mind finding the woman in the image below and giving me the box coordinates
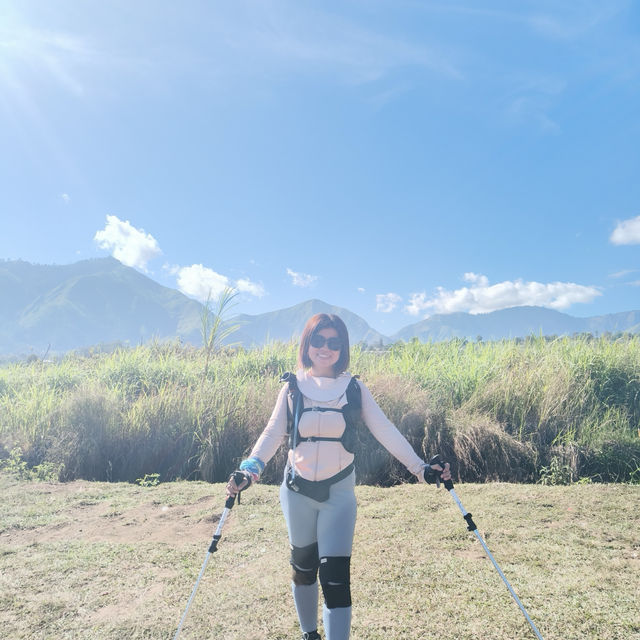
[226,313,450,640]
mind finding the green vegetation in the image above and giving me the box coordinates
[1,335,639,484]
[1,475,638,639]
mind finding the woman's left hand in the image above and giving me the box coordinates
[421,461,451,484]
[432,462,451,481]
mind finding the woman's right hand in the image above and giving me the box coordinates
[225,470,251,498]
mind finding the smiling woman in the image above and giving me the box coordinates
[225,312,451,640]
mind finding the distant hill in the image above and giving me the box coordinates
[0,259,384,355]
[232,299,387,347]
[1,258,638,357]
[0,258,203,354]
[392,306,640,342]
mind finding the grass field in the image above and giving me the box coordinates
[1,473,638,639]
[2,336,640,486]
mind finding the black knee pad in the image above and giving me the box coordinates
[290,542,319,586]
[319,556,351,609]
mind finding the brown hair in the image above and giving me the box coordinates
[298,313,350,375]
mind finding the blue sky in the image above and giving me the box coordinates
[1,0,639,334]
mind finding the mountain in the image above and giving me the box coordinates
[391,306,640,342]
[0,258,204,354]
[1,258,638,356]
[584,310,640,335]
[0,260,385,355]
[231,299,388,347]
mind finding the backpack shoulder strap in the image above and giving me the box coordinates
[338,375,362,455]
[345,374,361,411]
[280,372,302,439]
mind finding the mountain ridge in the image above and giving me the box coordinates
[1,258,638,356]
[391,305,640,342]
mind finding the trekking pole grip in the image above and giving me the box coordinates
[228,470,250,505]
[428,455,454,490]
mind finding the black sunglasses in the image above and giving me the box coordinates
[309,334,343,351]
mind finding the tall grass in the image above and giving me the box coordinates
[1,335,639,484]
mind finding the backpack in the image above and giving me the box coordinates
[280,372,362,454]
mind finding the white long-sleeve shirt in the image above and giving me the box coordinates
[249,370,427,482]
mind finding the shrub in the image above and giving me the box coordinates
[451,411,537,482]
[47,385,123,481]
[581,438,640,483]
[1,336,638,484]
[538,457,574,485]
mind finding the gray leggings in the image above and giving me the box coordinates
[280,469,357,555]
[279,470,357,640]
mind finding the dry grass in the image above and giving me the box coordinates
[2,336,639,484]
[1,473,638,639]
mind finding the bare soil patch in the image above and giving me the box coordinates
[0,479,219,547]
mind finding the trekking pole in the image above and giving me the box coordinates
[427,455,545,640]
[172,472,244,640]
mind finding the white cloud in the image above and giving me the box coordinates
[287,268,318,288]
[610,216,640,245]
[61,193,70,204]
[376,292,402,313]
[236,278,266,298]
[505,76,565,134]
[94,215,161,271]
[177,264,230,302]
[0,5,461,109]
[93,218,265,302]
[609,269,636,279]
[1,25,90,98]
[162,263,181,276]
[405,292,434,316]
[527,5,622,41]
[209,4,462,85]
[463,272,489,286]
[406,274,601,316]
[357,287,366,294]
[176,265,266,302]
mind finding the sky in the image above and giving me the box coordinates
[1,0,639,335]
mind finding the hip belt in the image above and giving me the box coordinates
[285,463,355,503]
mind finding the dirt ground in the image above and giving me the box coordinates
[3,476,640,640]
[0,478,223,547]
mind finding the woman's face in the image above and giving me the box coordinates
[308,327,342,377]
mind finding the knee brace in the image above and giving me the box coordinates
[290,542,319,586]
[319,556,351,609]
